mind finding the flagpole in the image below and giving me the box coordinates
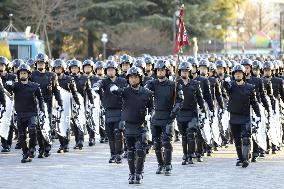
[173,4,184,104]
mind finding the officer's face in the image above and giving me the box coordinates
[0,64,6,73]
[107,68,116,78]
[252,68,260,76]
[96,68,104,76]
[71,66,79,74]
[264,69,272,77]
[157,68,166,79]
[199,66,208,76]
[146,64,152,72]
[129,75,140,88]
[121,63,130,72]
[19,71,28,81]
[234,71,243,81]
[13,67,19,74]
[55,67,63,75]
[217,67,224,75]
[37,62,45,71]
[192,66,197,74]
[209,70,215,77]
[181,70,189,79]
[244,65,251,75]
[83,65,93,74]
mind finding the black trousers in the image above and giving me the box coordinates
[17,116,37,155]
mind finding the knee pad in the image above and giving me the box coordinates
[163,141,172,150]
[187,132,195,140]
[243,137,251,146]
[28,127,37,136]
[165,123,174,137]
[153,141,162,151]
[234,137,242,146]
[136,148,145,158]
[114,129,123,140]
[19,134,26,142]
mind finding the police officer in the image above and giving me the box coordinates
[69,59,94,150]
[9,64,45,163]
[94,61,108,143]
[110,66,153,184]
[241,58,270,162]
[93,60,128,163]
[191,58,214,157]
[176,61,205,165]
[199,59,224,155]
[0,56,17,152]
[145,59,184,176]
[53,59,80,153]
[82,59,98,146]
[224,65,261,168]
[133,59,153,86]
[144,56,156,79]
[31,53,63,158]
[262,61,283,154]
[119,54,132,78]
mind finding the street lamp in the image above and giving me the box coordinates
[239,27,245,54]
[101,33,108,60]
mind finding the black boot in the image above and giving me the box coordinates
[188,156,194,164]
[135,174,143,184]
[242,137,251,168]
[63,146,69,153]
[181,137,188,165]
[196,154,204,162]
[156,165,164,174]
[21,154,32,163]
[1,147,10,153]
[15,142,21,149]
[164,165,172,176]
[182,154,188,165]
[57,147,64,153]
[109,155,116,163]
[115,154,122,164]
[128,174,135,184]
[28,148,36,158]
[38,150,44,158]
[88,138,95,147]
[235,144,243,166]
[99,137,105,143]
[44,145,51,157]
[123,151,128,158]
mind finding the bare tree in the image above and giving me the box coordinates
[9,0,89,57]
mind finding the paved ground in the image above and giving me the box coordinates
[1,138,284,189]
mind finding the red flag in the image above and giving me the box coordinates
[174,5,189,53]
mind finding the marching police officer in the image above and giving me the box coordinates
[224,65,261,168]
[82,59,98,146]
[145,59,184,176]
[69,59,95,150]
[93,60,128,163]
[0,56,17,152]
[176,61,205,165]
[119,54,132,78]
[53,59,80,153]
[241,58,270,161]
[31,53,63,158]
[9,64,45,163]
[110,66,153,184]
[94,61,108,143]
